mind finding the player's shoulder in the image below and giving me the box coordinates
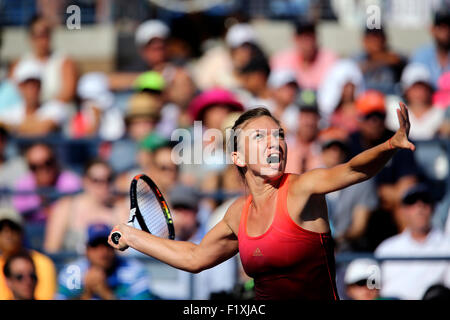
[223,195,247,233]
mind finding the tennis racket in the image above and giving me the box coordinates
[111,174,175,245]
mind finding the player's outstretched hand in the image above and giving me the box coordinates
[390,102,415,151]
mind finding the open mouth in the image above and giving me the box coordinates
[266,152,281,164]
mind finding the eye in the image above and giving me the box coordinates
[274,129,285,139]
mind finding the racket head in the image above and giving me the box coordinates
[130,174,175,240]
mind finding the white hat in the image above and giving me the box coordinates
[0,207,23,227]
[13,59,43,84]
[77,72,114,110]
[135,20,170,47]
[401,63,432,90]
[268,69,298,89]
[344,258,379,285]
[225,23,257,48]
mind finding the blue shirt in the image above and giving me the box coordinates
[412,43,450,88]
[56,256,155,300]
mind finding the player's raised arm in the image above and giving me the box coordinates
[108,198,242,273]
[293,102,415,195]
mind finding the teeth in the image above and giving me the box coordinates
[267,154,280,164]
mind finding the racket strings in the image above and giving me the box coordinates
[136,180,170,238]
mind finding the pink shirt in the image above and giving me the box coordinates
[13,171,82,223]
[271,48,338,90]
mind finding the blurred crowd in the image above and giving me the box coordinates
[0,4,450,301]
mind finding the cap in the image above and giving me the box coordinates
[0,207,23,228]
[298,89,319,113]
[139,132,171,152]
[401,183,434,205]
[87,223,111,245]
[434,10,450,26]
[355,90,385,116]
[401,63,432,91]
[318,127,349,150]
[77,72,114,110]
[135,20,170,47]
[225,23,258,48]
[364,26,386,37]
[344,258,379,285]
[169,184,199,211]
[188,88,244,121]
[13,60,42,84]
[134,71,166,93]
[125,93,161,122]
[268,69,298,89]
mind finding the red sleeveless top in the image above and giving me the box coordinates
[238,173,339,300]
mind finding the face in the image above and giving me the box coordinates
[233,116,287,180]
[203,104,232,130]
[140,38,167,67]
[432,23,450,49]
[272,84,298,107]
[86,241,115,270]
[148,147,178,193]
[231,45,254,69]
[297,111,320,142]
[26,145,58,187]
[360,113,386,142]
[128,117,157,141]
[30,19,51,57]
[0,222,22,255]
[403,199,433,233]
[346,283,379,300]
[240,72,267,94]
[84,163,113,202]
[172,207,197,241]
[363,34,386,55]
[18,80,41,106]
[6,258,37,300]
[295,32,317,60]
[321,144,347,168]
[405,83,432,105]
[167,69,196,108]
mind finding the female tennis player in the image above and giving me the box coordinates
[109,102,414,300]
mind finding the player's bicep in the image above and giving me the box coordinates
[194,219,239,271]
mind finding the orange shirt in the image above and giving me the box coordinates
[0,250,57,300]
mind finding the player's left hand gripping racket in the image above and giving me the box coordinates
[111,174,175,245]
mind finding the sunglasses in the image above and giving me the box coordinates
[88,175,113,185]
[29,158,55,172]
[88,238,110,248]
[154,163,177,173]
[11,272,37,282]
[403,194,434,206]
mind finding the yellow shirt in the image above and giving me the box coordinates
[0,250,57,300]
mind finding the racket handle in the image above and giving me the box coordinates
[111,231,122,245]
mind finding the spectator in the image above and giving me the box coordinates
[412,11,450,88]
[236,55,274,110]
[344,258,380,300]
[319,127,378,252]
[1,59,68,137]
[0,126,27,198]
[433,71,450,109]
[375,184,450,300]
[151,184,237,299]
[44,159,126,254]
[0,208,56,300]
[12,142,82,224]
[271,20,337,90]
[285,95,323,174]
[385,63,445,140]
[56,223,155,300]
[348,91,419,243]
[267,69,301,137]
[9,15,77,105]
[353,27,406,95]
[69,72,125,141]
[3,252,37,300]
[193,23,261,90]
[107,92,161,173]
[317,59,365,132]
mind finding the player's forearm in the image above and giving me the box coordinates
[126,227,200,272]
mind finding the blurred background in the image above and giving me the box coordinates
[0,0,449,301]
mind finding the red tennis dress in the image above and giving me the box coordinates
[238,173,339,300]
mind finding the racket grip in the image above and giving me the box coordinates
[111,231,122,245]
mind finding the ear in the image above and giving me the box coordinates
[231,151,245,168]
